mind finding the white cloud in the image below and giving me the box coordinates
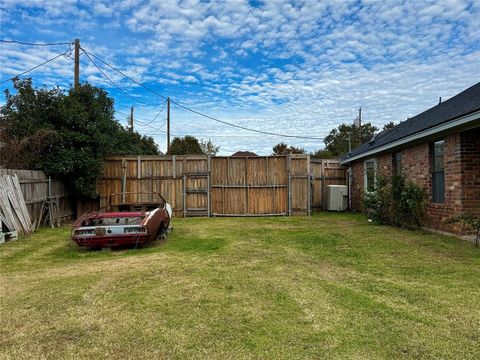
[1,0,479,154]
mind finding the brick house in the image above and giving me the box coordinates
[340,82,480,235]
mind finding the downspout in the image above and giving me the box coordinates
[348,166,352,210]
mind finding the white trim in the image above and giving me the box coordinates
[341,110,480,164]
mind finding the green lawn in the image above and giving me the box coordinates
[1,213,479,359]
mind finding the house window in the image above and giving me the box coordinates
[392,152,402,175]
[431,140,445,203]
[364,159,376,192]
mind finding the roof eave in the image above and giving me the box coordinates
[340,109,480,165]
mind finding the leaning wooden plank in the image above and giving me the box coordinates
[13,175,34,233]
[0,213,10,232]
[0,200,14,232]
[4,176,29,234]
[12,174,32,228]
[36,200,46,230]
[0,181,15,231]
[4,176,30,234]
[6,176,28,225]
[0,194,21,231]
[0,180,20,233]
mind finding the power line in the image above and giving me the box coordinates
[0,48,72,85]
[170,99,324,140]
[137,121,170,134]
[115,109,166,131]
[137,99,168,126]
[0,39,72,46]
[81,48,324,141]
[138,132,322,139]
[81,49,153,106]
[81,48,168,100]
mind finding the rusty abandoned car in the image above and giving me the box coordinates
[72,192,172,249]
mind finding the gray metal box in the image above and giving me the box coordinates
[326,185,348,211]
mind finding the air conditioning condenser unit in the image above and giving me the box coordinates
[326,185,348,211]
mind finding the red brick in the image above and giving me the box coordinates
[349,128,480,235]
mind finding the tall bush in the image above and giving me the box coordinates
[363,173,428,229]
[1,79,159,197]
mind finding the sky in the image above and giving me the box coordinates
[0,0,479,155]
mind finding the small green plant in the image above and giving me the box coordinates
[363,173,428,229]
[447,213,480,247]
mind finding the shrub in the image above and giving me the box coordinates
[363,173,428,229]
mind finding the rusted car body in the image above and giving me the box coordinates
[72,192,172,249]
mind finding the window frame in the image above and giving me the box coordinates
[431,139,445,203]
[392,151,402,175]
[364,158,377,193]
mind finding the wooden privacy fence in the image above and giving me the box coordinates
[0,169,74,221]
[310,159,348,209]
[97,155,347,218]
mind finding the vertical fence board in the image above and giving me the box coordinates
[96,155,346,217]
[0,169,74,221]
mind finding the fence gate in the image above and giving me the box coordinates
[210,156,289,216]
[182,172,210,217]
[310,159,347,210]
[97,155,347,218]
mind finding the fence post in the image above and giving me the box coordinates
[244,157,248,214]
[183,175,187,218]
[307,175,311,216]
[121,158,127,203]
[287,154,292,216]
[207,155,211,217]
[321,160,326,210]
[307,155,311,216]
[172,155,176,179]
[137,155,141,179]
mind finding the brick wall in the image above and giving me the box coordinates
[350,161,363,210]
[349,127,480,235]
[461,128,480,218]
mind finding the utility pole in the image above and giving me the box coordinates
[74,39,80,89]
[167,97,171,154]
[130,106,134,132]
[358,107,362,144]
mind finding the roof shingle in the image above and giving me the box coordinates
[342,81,480,161]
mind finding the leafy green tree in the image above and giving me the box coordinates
[383,121,396,130]
[169,135,204,155]
[323,123,378,156]
[113,130,159,155]
[200,139,219,155]
[272,142,305,155]
[311,149,335,159]
[0,79,159,197]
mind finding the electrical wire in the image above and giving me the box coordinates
[1,40,375,141]
[81,49,153,106]
[0,48,72,85]
[81,48,325,141]
[115,109,166,132]
[137,122,170,134]
[169,99,324,140]
[0,39,72,46]
[81,48,168,100]
[137,99,167,126]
